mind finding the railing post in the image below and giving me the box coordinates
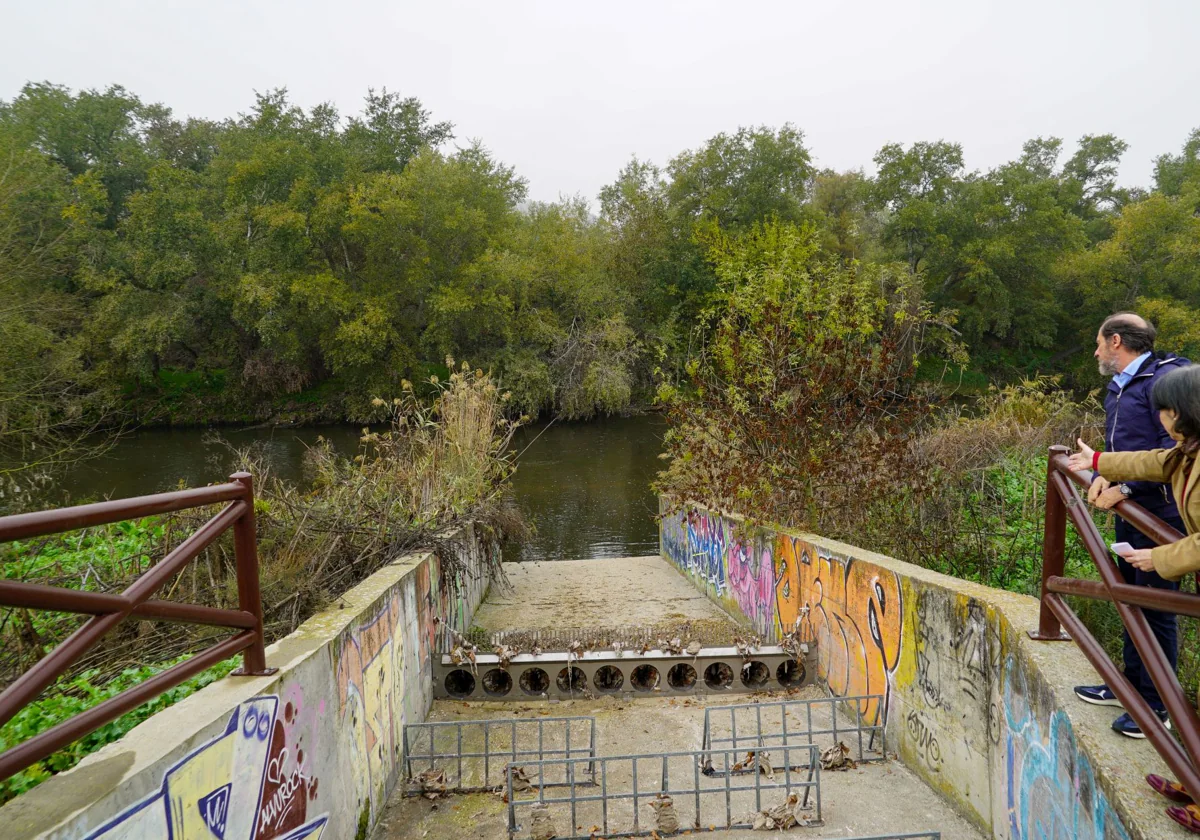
[230,472,277,676]
[1029,446,1071,640]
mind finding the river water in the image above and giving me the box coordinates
[56,414,667,562]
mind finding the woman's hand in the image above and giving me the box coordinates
[1067,438,1096,473]
[1118,547,1156,572]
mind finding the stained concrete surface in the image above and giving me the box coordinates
[475,557,735,631]
[373,687,986,840]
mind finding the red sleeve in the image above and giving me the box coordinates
[1093,450,1101,471]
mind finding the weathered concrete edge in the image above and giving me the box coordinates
[1,523,493,840]
[659,502,1178,840]
[793,531,1177,840]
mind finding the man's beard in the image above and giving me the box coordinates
[1098,357,1121,376]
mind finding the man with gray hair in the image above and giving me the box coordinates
[1074,312,1189,737]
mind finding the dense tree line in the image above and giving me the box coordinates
[3,82,1200,472]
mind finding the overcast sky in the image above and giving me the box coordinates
[2,0,1196,205]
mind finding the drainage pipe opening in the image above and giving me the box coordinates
[740,660,770,688]
[482,668,513,697]
[556,667,587,693]
[667,663,697,690]
[445,669,476,698]
[631,664,660,692]
[704,662,734,689]
[519,668,550,695]
[776,659,805,688]
[594,665,624,692]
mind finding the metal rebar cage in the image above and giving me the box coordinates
[505,745,822,840]
[402,716,597,795]
[701,693,887,764]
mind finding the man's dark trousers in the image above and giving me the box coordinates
[1115,514,1185,711]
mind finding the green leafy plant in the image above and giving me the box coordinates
[0,657,236,804]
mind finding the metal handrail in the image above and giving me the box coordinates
[1031,445,1200,798]
[0,472,276,781]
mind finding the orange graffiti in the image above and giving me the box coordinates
[773,535,803,632]
[336,595,401,753]
[777,537,902,726]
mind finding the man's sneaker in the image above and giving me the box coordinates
[1112,710,1171,739]
[1074,684,1122,707]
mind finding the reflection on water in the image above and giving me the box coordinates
[58,425,369,501]
[502,414,665,562]
[53,414,666,562]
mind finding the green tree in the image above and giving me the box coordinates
[1154,128,1200,207]
[1,83,153,227]
[0,123,110,484]
[872,140,964,273]
[1057,192,1200,350]
[666,124,813,230]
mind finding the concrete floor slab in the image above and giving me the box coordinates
[373,688,985,840]
[474,557,735,632]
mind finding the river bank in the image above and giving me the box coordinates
[53,413,666,563]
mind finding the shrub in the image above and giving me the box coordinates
[656,219,963,528]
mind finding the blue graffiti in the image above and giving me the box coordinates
[686,511,727,595]
[198,783,231,840]
[1003,660,1130,840]
[661,508,727,594]
[661,510,689,572]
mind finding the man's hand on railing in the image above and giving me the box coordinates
[1067,438,1096,472]
[1068,439,1127,509]
[1089,479,1126,510]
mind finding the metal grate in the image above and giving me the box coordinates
[441,618,749,655]
[701,693,886,764]
[505,745,821,840]
[402,716,596,794]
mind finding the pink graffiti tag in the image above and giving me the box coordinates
[728,539,775,635]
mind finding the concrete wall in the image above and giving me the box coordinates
[1,525,494,840]
[660,502,1179,840]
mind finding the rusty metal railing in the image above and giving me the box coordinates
[1031,445,1200,797]
[0,472,276,781]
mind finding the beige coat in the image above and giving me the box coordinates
[1097,446,1200,580]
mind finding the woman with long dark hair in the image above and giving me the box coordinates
[1070,364,1200,832]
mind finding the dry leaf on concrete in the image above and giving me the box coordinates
[415,768,446,800]
[820,741,857,771]
[751,793,810,830]
[493,644,519,668]
[508,765,534,793]
[648,793,679,833]
[530,804,557,840]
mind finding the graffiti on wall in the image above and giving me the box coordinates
[84,695,327,840]
[662,507,903,727]
[661,511,689,578]
[686,510,728,594]
[416,546,487,664]
[775,536,903,727]
[416,561,436,672]
[1003,660,1130,840]
[727,536,775,637]
[336,593,404,819]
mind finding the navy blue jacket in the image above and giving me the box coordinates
[1104,351,1190,516]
